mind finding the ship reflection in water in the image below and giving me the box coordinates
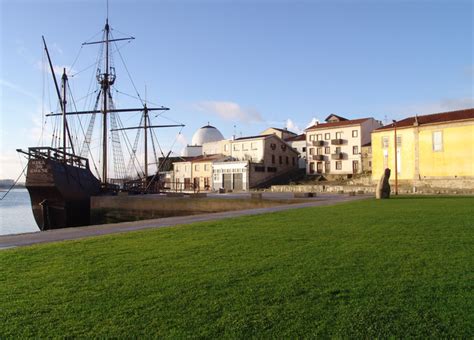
[0,189,39,236]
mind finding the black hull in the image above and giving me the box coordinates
[25,157,101,230]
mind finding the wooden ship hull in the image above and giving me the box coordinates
[20,147,101,231]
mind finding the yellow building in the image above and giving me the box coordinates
[371,108,474,187]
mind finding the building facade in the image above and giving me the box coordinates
[203,134,299,190]
[305,115,382,176]
[285,134,307,169]
[371,108,474,187]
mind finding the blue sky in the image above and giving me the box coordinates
[1,0,472,179]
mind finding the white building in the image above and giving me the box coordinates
[207,134,299,190]
[212,161,249,191]
[305,114,382,176]
[182,124,225,157]
[285,134,307,169]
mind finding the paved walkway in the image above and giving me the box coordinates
[0,194,370,249]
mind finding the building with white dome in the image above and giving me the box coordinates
[182,124,225,157]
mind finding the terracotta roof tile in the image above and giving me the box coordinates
[375,108,474,131]
[285,134,306,142]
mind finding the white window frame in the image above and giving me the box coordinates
[432,131,443,152]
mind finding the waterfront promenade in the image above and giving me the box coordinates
[0,193,369,249]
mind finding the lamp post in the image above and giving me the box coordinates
[392,120,398,195]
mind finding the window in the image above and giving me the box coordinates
[302,147,306,152]
[396,136,402,147]
[255,166,265,172]
[242,143,248,151]
[286,156,289,164]
[382,136,389,148]
[309,135,315,141]
[433,131,443,151]
[224,144,229,151]
[336,161,342,170]
[325,146,330,154]
[336,132,342,139]
[267,167,277,172]
[352,160,359,173]
[194,164,200,171]
[279,156,282,164]
[352,130,358,138]
[317,147,322,155]
[292,157,295,165]
[353,146,359,154]
[309,148,315,155]
[233,144,240,151]
[316,134,323,141]
[251,142,257,150]
[272,154,275,164]
[204,164,210,171]
[325,161,330,173]
[325,133,330,140]
[335,147,341,154]
[309,162,315,174]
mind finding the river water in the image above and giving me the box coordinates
[0,189,39,235]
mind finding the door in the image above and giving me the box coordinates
[223,174,232,190]
[233,173,243,190]
[316,162,323,173]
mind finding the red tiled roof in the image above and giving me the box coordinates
[305,118,372,131]
[285,134,306,142]
[375,108,474,131]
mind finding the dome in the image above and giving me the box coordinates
[191,125,224,146]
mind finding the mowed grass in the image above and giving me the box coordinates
[1,197,473,338]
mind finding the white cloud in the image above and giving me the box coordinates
[387,97,474,121]
[35,60,76,77]
[285,118,301,134]
[195,101,263,124]
[0,151,26,180]
[176,132,187,146]
[51,43,64,55]
[305,117,320,129]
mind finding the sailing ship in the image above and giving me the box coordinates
[17,18,183,231]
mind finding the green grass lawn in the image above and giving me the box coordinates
[1,197,473,338]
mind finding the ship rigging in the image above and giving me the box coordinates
[17,15,185,230]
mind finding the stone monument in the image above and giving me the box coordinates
[376,168,391,199]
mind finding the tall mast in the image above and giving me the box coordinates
[42,36,75,155]
[61,68,68,161]
[144,105,148,182]
[102,19,110,185]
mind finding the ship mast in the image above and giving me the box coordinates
[102,19,110,185]
[42,36,75,158]
[47,19,182,188]
[61,68,68,161]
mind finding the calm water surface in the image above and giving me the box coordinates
[0,189,39,235]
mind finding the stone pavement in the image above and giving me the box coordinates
[0,194,370,250]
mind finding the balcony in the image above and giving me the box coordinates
[312,140,325,147]
[331,152,344,160]
[313,154,325,161]
[331,138,344,145]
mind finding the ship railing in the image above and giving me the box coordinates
[17,147,90,170]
